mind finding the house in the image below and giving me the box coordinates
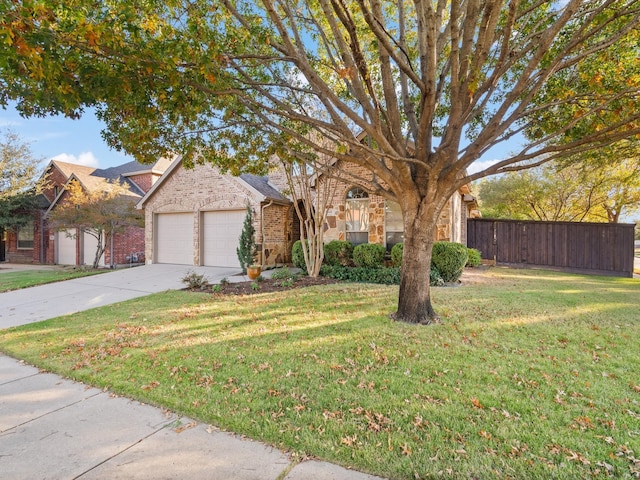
[137,157,291,268]
[2,158,170,266]
[136,156,479,268]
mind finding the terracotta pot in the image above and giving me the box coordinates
[246,265,261,280]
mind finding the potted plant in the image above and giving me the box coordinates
[246,264,261,280]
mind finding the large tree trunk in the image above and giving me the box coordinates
[393,201,441,324]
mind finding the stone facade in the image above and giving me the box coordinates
[318,161,462,248]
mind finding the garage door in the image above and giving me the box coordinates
[57,229,77,265]
[155,213,194,264]
[202,210,245,268]
[83,231,105,266]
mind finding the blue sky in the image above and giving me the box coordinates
[1,103,134,170]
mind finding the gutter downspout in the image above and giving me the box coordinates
[40,211,46,264]
[261,200,274,266]
[110,228,114,269]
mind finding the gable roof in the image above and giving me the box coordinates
[45,158,171,211]
[136,156,290,209]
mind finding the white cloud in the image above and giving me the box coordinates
[0,119,21,128]
[52,152,100,168]
[467,158,500,175]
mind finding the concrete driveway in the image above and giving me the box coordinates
[0,264,240,329]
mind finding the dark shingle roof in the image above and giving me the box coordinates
[240,174,289,202]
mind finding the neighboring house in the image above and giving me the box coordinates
[137,156,480,269]
[2,158,170,266]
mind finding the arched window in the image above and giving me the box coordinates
[385,201,404,250]
[345,187,369,245]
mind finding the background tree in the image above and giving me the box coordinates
[278,136,345,277]
[478,152,640,223]
[2,1,640,323]
[0,129,45,232]
[48,180,143,268]
[557,143,640,223]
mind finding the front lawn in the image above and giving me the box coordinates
[0,267,107,292]
[1,268,638,479]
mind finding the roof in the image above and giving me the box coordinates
[239,174,288,203]
[45,158,172,211]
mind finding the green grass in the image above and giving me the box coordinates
[1,268,639,479]
[0,268,107,292]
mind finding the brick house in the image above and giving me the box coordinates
[2,158,170,266]
[137,156,479,268]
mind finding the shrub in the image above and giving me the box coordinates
[430,265,444,286]
[291,240,307,269]
[353,243,386,268]
[390,243,403,267]
[323,240,354,266]
[181,271,209,290]
[320,265,400,284]
[236,204,257,273]
[466,248,482,267]
[431,242,468,283]
[320,264,444,286]
[270,266,296,281]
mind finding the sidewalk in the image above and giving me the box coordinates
[0,265,385,480]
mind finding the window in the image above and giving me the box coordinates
[17,220,34,249]
[385,201,404,250]
[345,187,369,245]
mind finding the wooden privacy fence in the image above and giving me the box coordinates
[467,219,635,277]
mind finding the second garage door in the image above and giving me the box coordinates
[202,210,245,268]
[155,213,194,264]
[83,231,105,266]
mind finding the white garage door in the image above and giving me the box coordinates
[155,213,194,265]
[57,229,77,265]
[202,210,245,268]
[83,231,105,266]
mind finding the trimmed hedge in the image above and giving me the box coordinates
[466,248,482,267]
[353,243,386,268]
[323,240,354,266]
[320,264,444,287]
[320,265,401,284]
[431,241,468,283]
[390,243,403,267]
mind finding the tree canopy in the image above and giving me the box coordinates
[2,0,640,323]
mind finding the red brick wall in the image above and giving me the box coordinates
[43,166,69,203]
[3,164,70,264]
[4,211,47,263]
[127,174,153,193]
[104,225,146,266]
